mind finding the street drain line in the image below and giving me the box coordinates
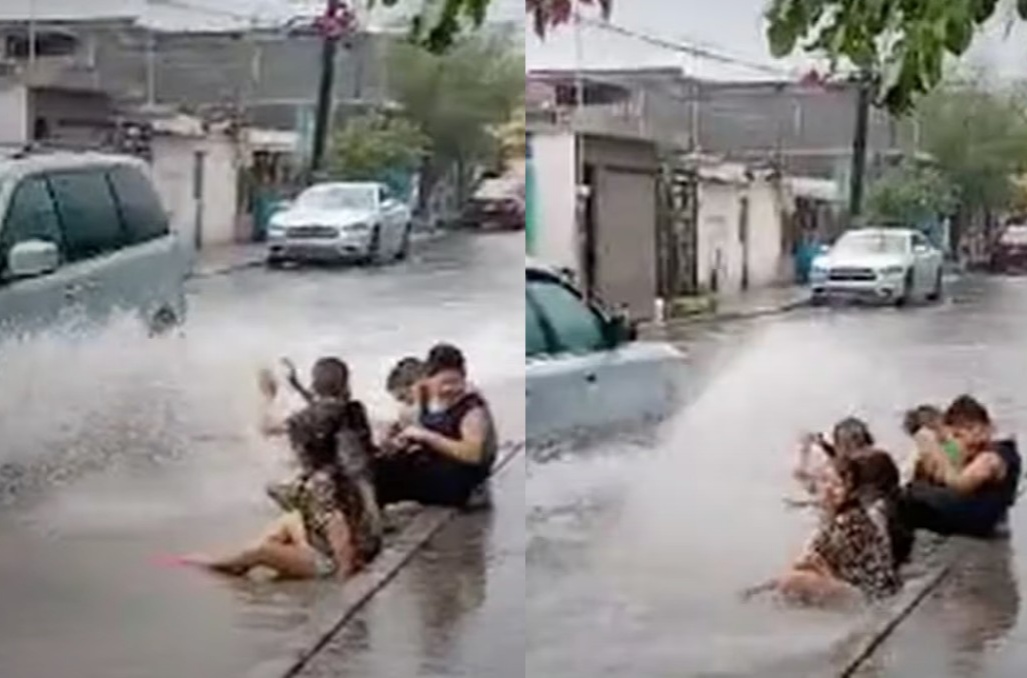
[836,541,962,677]
[250,440,525,678]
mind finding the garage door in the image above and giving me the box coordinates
[595,168,657,320]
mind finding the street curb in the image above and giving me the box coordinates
[835,540,962,677]
[642,295,811,334]
[189,231,450,281]
[246,441,524,678]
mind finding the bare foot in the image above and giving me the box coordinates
[182,553,249,577]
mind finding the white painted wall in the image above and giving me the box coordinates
[697,182,741,294]
[0,85,29,145]
[150,133,240,250]
[696,177,785,295]
[530,131,578,274]
[746,180,786,288]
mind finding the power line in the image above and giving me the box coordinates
[575,15,796,79]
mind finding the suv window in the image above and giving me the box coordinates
[0,176,63,277]
[48,170,124,262]
[912,232,929,249]
[528,278,606,354]
[526,292,549,357]
[107,166,168,244]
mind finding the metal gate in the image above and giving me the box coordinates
[657,164,699,296]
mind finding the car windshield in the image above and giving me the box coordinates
[295,185,375,211]
[833,231,909,255]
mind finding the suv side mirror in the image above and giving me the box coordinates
[7,240,59,279]
[605,311,637,347]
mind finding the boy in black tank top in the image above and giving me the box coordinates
[373,344,496,508]
[901,395,1021,538]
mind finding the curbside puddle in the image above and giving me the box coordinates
[246,441,524,678]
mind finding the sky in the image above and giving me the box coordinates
[525,0,1027,82]
[0,0,524,31]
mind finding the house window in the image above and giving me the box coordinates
[4,30,79,59]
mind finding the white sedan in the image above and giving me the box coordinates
[810,228,944,305]
[267,182,412,266]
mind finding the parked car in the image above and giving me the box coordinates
[0,150,188,339]
[462,177,524,231]
[810,227,944,305]
[526,260,685,442]
[267,182,412,266]
[990,223,1027,274]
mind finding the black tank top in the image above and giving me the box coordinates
[991,439,1021,509]
[419,392,496,470]
[962,438,1021,525]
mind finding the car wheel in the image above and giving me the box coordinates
[396,224,411,261]
[363,227,381,266]
[148,307,179,336]
[927,268,943,302]
[896,270,914,307]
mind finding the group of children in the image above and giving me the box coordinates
[188,343,496,581]
[750,394,1021,607]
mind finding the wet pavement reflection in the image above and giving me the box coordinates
[528,274,1027,677]
[0,232,523,678]
[296,454,524,678]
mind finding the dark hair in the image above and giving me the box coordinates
[944,394,991,428]
[839,451,913,566]
[286,402,353,508]
[312,357,349,399]
[386,357,425,392]
[832,417,874,454]
[851,450,900,501]
[425,343,466,377]
[903,404,943,437]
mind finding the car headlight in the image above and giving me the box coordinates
[343,222,370,233]
[810,264,828,277]
[879,265,906,276]
[267,223,286,237]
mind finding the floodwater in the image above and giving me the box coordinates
[528,274,1027,677]
[0,232,524,678]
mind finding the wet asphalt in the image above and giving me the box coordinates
[527,273,1027,677]
[0,232,524,678]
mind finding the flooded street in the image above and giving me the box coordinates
[0,232,524,678]
[528,274,1027,677]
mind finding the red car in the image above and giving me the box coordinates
[991,223,1027,273]
[462,177,525,231]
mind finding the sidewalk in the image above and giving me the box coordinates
[641,284,810,337]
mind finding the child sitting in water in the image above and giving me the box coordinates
[903,404,964,484]
[754,453,902,606]
[379,356,427,455]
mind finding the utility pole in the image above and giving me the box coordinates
[848,72,871,225]
[310,0,353,180]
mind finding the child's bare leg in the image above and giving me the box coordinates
[257,511,309,546]
[200,541,321,579]
[777,570,860,607]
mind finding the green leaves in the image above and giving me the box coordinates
[866,161,957,226]
[387,34,524,175]
[763,0,1010,114]
[330,114,430,181]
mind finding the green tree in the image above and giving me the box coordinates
[329,113,430,180]
[915,82,1027,236]
[866,160,956,226]
[765,0,1027,114]
[388,32,523,207]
